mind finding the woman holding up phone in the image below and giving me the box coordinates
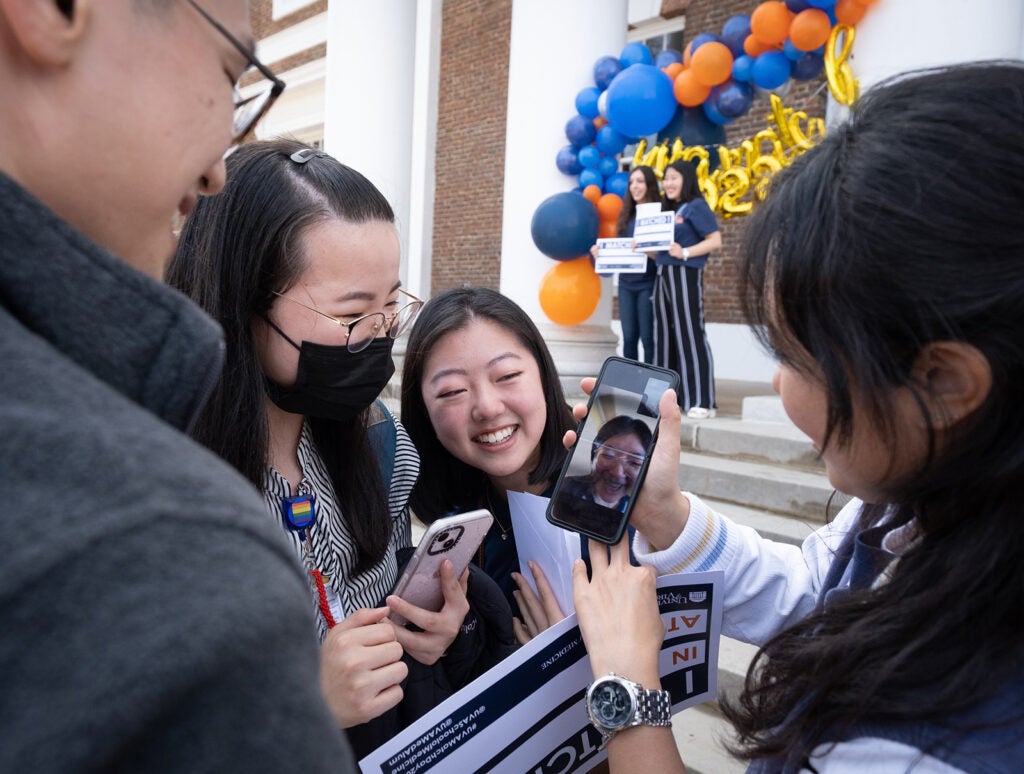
[167,140,506,757]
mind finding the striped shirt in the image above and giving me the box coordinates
[262,408,419,639]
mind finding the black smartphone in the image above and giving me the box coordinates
[546,357,678,544]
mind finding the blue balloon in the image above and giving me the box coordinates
[578,145,601,169]
[714,80,754,119]
[752,51,793,90]
[598,155,620,178]
[575,87,602,119]
[690,32,720,55]
[620,42,653,68]
[565,114,597,148]
[531,192,600,260]
[654,49,683,68]
[783,39,805,61]
[555,145,583,176]
[806,0,835,7]
[657,105,727,150]
[732,54,755,83]
[593,55,623,90]
[792,52,825,81]
[785,0,812,10]
[605,65,676,139]
[605,171,630,198]
[595,125,628,156]
[721,15,752,57]
[578,168,604,190]
[702,97,734,126]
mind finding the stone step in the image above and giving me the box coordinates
[679,415,821,470]
[678,449,842,522]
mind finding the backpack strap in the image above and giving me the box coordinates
[366,398,397,489]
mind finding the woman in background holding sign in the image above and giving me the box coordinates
[656,159,722,419]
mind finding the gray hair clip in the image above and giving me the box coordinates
[290,148,328,164]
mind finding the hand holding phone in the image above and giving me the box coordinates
[389,509,493,627]
[547,357,679,544]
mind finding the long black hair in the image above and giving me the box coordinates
[616,165,662,236]
[727,62,1024,765]
[167,138,397,574]
[661,158,703,210]
[400,287,575,523]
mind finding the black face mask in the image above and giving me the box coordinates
[263,320,395,422]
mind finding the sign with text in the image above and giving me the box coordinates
[359,572,723,774]
[594,238,648,274]
[631,203,674,252]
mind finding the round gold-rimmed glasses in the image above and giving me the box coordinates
[271,289,426,353]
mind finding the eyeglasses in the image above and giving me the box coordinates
[272,289,426,353]
[186,0,286,148]
[594,446,644,474]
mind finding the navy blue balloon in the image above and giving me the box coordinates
[792,52,825,81]
[556,145,583,176]
[654,49,683,68]
[620,42,654,68]
[565,114,597,148]
[752,51,793,90]
[531,192,600,260]
[595,125,628,156]
[807,0,835,8]
[578,168,604,190]
[690,32,721,55]
[598,155,619,178]
[578,145,601,169]
[785,0,812,11]
[605,65,676,139]
[783,39,805,61]
[605,171,629,198]
[657,104,727,149]
[714,80,754,119]
[721,15,752,57]
[575,87,602,119]
[593,55,624,90]
[702,97,734,126]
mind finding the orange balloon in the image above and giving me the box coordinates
[859,0,880,5]
[751,1,793,45]
[683,40,694,67]
[593,116,608,130]
[598,220,618,238]
[539,258,602,326]
[744,33,776,58]
[835,0,868,25]
[790,8,832,51]
[663,62,685,80]
[673,68,712,107]
[596,193,623,222]
[583,184,602,204]
[691,41,734,87]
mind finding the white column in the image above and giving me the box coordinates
[853,0,1024,91]
[500,0,628,394]
[322,1,417,288]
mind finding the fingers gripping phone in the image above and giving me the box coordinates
[546,357,678,545]
[389,509,493,626]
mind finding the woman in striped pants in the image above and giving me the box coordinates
[654,160,722,419]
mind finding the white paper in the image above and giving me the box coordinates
[359,571,723,774]
[594,238,648,274]
[506,491,580,616]
[631,202,674,252]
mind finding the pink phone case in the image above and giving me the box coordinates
[390,509,494,626]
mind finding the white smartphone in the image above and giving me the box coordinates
[389,509,494,626]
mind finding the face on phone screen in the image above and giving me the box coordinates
[548,359,675,543]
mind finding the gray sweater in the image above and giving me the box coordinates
[0,172,355,771]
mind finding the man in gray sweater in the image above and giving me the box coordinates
[0,1,356,769]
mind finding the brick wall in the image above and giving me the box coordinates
[429,1,513,293]
[679,0,827,324]
[246,0,326,85]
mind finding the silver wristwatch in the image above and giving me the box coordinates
[585,672,673,748]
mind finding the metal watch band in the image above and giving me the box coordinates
[635,685,673,727]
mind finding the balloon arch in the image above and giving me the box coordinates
[533,0,874,325]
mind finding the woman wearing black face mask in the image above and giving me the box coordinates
[167,140,511,758]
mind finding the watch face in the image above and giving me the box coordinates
[589,680,634,729]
